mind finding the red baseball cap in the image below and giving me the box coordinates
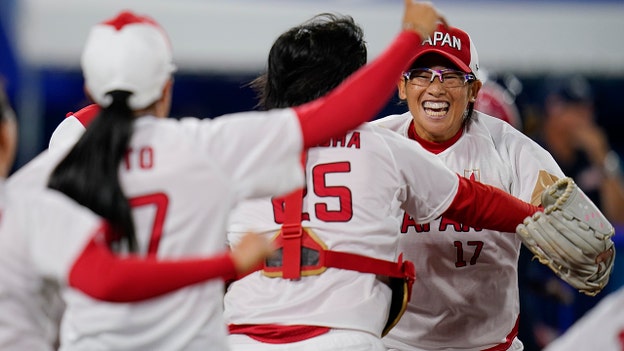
[411,24,481,80]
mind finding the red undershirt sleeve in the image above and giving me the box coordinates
[443,176,542,233]
[68,237,237,302]
[293,30,422,148]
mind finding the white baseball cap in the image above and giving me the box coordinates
[412,24,480,80]
[81,11,176,110]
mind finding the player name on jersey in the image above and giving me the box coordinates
[317,132,360,149]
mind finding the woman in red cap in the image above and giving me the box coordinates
[374,24,570,351]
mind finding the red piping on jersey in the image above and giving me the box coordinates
[69,223,237,302]
[444,176,541,233]
[228,324,330,344]
[65,104,100,127]
[408,120,463,154]
[481,316,519,351]
[294,31,422,148]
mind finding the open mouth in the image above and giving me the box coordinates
[423,101,449,117]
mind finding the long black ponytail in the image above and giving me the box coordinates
[48,91,137,252]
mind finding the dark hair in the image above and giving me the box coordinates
[48,91,137,252]
[250,13,367,109]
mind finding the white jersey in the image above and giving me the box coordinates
[0,185,103,351]
[225,123,462,338]
[373,112,565,351]
[543,287,624,351]
[8,109,305,351]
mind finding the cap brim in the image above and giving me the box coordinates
[411,48,472,74]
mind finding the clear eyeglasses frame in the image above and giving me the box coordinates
[403,68,476,88]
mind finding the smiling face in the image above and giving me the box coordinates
[398,54,481,143]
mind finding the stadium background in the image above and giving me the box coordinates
[1,0,623,349]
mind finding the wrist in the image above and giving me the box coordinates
[401,22,428,39]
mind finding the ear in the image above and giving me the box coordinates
[155,78,174,118]
[468,80,482,103]
[397,77,408,100]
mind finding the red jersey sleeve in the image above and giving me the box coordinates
[443,176,542,233]
[294,31,422,148]
[68,228,236,302]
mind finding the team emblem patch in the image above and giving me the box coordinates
[463,168,480,182]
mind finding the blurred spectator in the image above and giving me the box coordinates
[538,75,624,223]
[519,75,624,350]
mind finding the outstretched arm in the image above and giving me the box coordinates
[69,227,272,302]
[443,176,542,233]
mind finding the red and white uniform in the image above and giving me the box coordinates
[226,125,458,344]
[4,30,433,350]
[0,186,104,351]
[543,287,624,351]
[373,111,565,351]
[6,109,306,351]
[224,120,539,350]
[49,110,304,351]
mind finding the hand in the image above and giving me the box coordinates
[402,0,447,38]
[230,232,275,275]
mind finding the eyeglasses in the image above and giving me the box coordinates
[403,68,476,88]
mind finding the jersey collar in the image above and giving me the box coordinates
[408,121,463,155]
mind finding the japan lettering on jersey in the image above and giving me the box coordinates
[225,123,461,337]
[373,112,565,350]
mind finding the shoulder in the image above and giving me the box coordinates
[7,150,65,190]
[471,111,535,145]
[370,112,412,134]
[49,104,100,151]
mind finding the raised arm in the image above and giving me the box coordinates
[294,1,445,148]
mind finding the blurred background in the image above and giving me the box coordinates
[1,0,623,350]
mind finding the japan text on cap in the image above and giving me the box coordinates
[412,24,480,80]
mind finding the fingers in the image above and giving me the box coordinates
[402,0,447,38]
[230,232,275,274]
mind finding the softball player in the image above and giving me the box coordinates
[31,2,447,350]
[0,75,271,350]
[222,15,542,351]
[373,24,566,351]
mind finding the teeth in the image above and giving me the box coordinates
[423,101,449,109]
[426,109,446,117]
[423,101,449,117]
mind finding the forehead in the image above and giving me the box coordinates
[411,53,461,71]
